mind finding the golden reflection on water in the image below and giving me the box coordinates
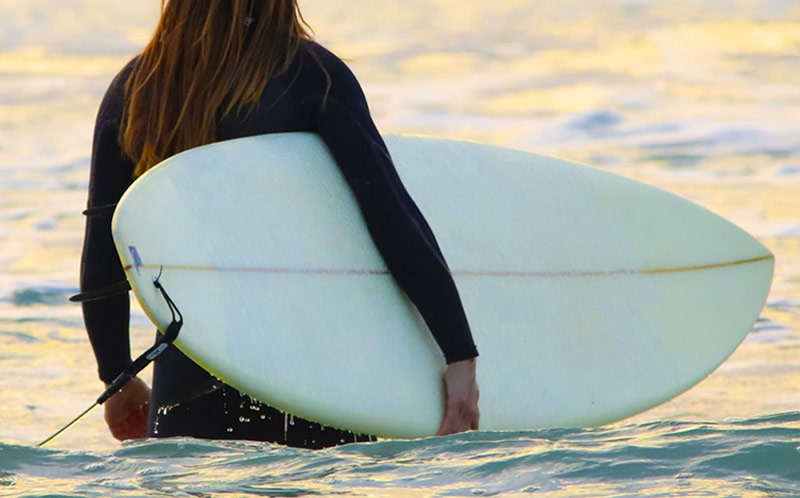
[666,22,800,57]
[401,52,481,77]
[0,46,125,76]
[487,85,611,115]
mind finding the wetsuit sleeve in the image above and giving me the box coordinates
[305,48,478,363]
[80,65,137,384]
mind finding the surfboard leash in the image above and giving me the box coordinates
[68,203,133,304]
[37,270,183,447]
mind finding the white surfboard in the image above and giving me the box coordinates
[112,133,773,438]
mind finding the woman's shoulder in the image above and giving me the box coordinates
[107,57,139,97]
[298,40,364,95]
[301,40,343,67]
[303,41,361,77]
[97,57,139,121]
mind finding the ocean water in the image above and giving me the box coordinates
[1,0,799,496]
[4,414,800,497]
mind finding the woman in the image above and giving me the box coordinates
[81,0,479,448]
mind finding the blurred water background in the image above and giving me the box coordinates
[1,0,799,496]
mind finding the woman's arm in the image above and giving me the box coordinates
[81,62,151,440]
[81,65,137,384]
[306,46,479,364]
[304,45,480,433]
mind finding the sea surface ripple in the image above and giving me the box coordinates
[4,412,800,497]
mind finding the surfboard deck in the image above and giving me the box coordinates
[112,133,773,438]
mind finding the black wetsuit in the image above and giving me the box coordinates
[81,41,478,448]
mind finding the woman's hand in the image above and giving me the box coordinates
[436,358,480,436]
[103,376,151,441]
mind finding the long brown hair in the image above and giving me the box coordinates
[121,0,314,177]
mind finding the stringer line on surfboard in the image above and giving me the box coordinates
[123,254,772,278]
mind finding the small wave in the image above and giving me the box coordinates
[5,286,77,307]
[776,164,800,177]
[628,124,800,172]
[766,299,800,314]
[751,321,791,334]
[0,331,41,344]
[641,153,705,168]
[778,224,800,237]
[34,218,56,231]
[567,110,623,134]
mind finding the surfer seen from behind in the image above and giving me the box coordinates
[81,0,479,447]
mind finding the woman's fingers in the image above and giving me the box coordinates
[436,358,480,436]
[103,376,152,441]
[107,400,148,440]
[437,398,480,435]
